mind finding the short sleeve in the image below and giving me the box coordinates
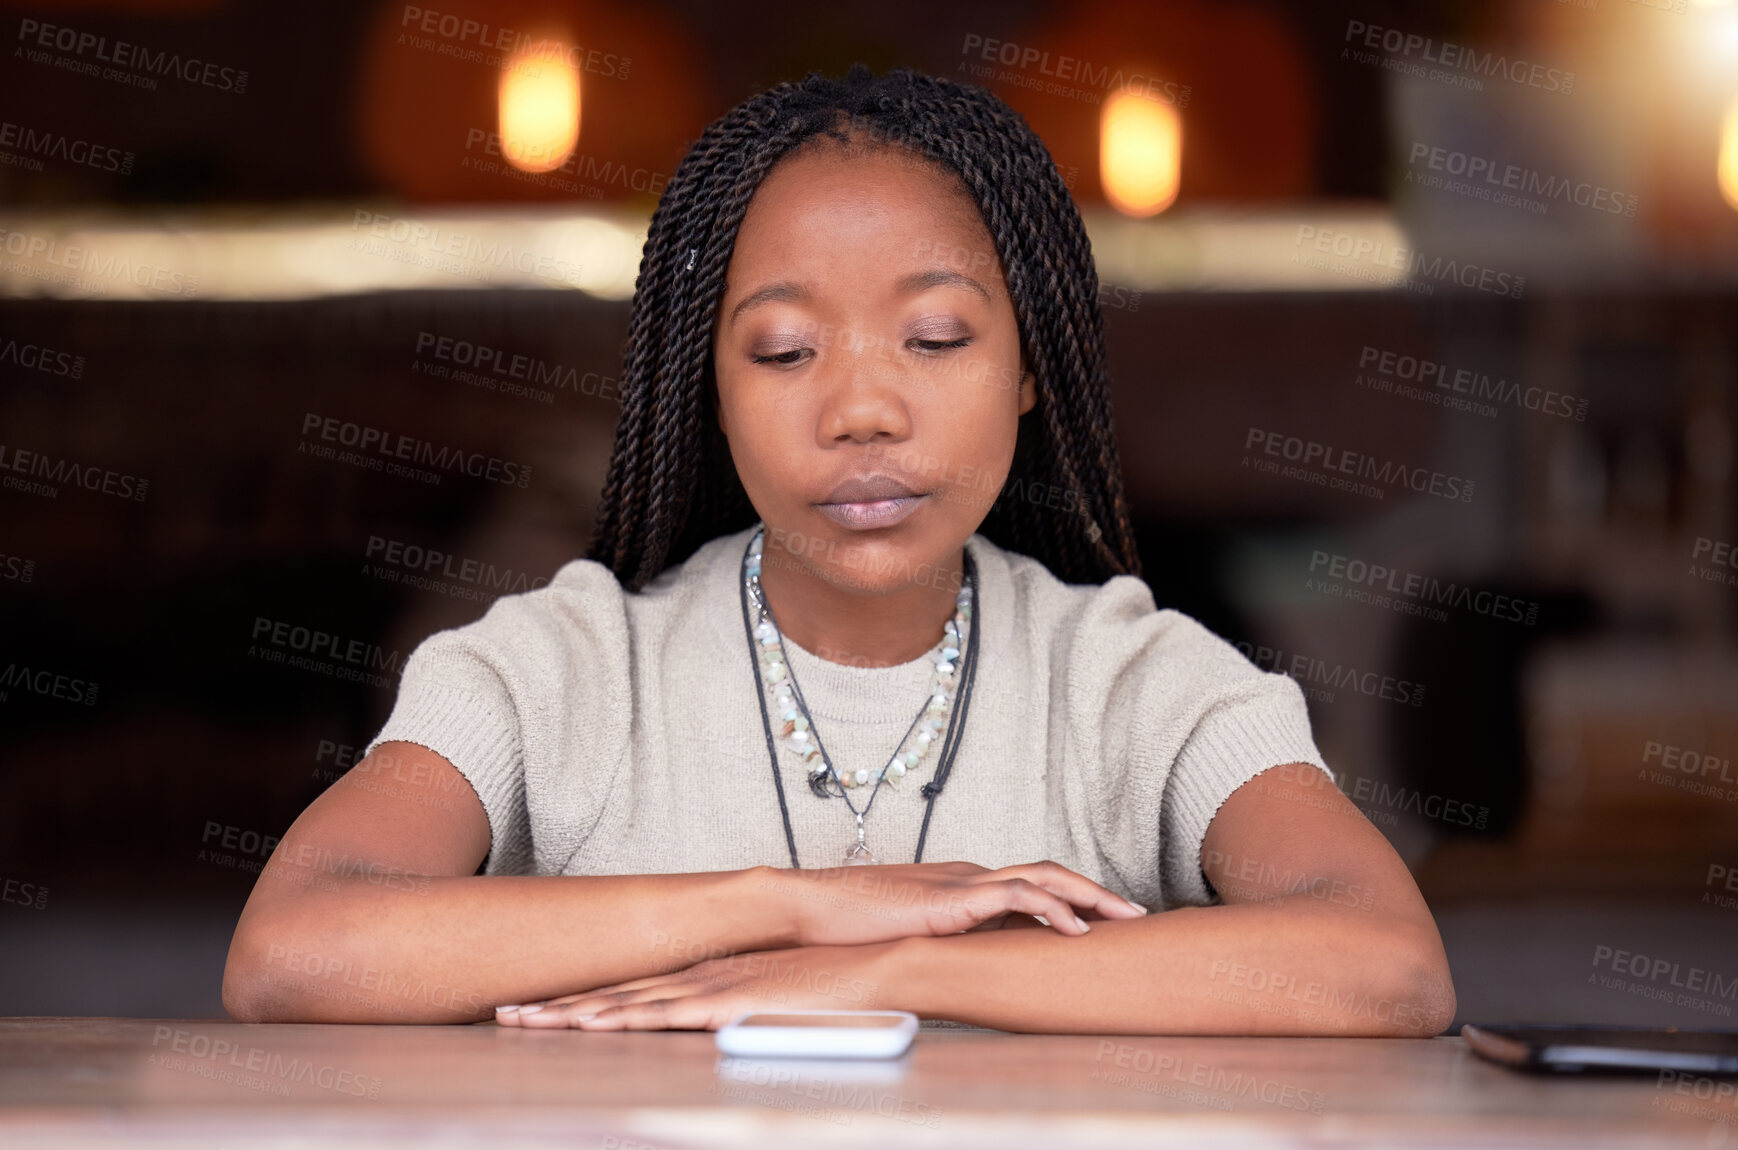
[1063,576,1332,911]
[363,615,533,875]
[1156,643,1334,909]
[361,557,631,876]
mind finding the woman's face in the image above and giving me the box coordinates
[712,141,1036,595]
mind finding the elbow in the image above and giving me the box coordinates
[1390,946,1457,1038]
[222,921,292,1023]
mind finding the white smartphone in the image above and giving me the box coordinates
[715,1010,919,1059]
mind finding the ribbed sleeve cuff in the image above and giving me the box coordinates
[364,677,530,875]
[1163,676,1332,909]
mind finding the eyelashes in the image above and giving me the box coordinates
[749,336,973,367]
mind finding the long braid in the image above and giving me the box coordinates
[587,66,1142,591]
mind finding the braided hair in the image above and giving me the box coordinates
[586,64,1143,592]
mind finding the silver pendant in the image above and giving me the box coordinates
[842,813,878,866]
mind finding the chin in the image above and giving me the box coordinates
[765,519,959,597]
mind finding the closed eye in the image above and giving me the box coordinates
[750,349,810,366]
[909,338,971,353]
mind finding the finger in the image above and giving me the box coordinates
[984,877,1097,935]
[995,862,1148,919]
[583,972,690,997]
[516,983,715,1028]
[579,994,744,1032]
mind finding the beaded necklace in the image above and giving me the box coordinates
[737,527,980,867]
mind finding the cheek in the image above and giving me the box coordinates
[718,383,805,489]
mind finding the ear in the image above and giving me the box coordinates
[1017,369,1037,416]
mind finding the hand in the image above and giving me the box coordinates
[763,860,1147,947]
[494,944,891,1031]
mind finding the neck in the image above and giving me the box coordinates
[756,534,965,668]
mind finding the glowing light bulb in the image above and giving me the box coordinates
[1099,89,1182,217]
[497,40,580,174]
[1721,95,1738,211]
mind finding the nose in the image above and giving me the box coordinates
[817,332,913,446]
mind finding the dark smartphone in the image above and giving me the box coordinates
[1462,1023,1738,1074]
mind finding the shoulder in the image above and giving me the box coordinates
[401,527,750,679]
[974,533,1256,694]
[398,555,627,682]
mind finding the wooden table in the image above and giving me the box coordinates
[1,1018,1731,1148]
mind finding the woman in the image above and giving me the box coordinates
[223,66,1456,1035]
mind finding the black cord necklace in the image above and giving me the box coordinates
[737,527,981,868]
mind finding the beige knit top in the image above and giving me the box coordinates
[364,522,1332,911]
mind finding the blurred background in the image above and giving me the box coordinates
[1,0,1735,1027]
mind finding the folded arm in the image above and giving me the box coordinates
[222,741,1143,1024]
[528,763,1457,1036]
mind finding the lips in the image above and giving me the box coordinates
[821,474,923,504]
[814,473,929,531]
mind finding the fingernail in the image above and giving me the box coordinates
[575,1013,598,1022]
[518,1004,543,1014]
[1073,915,1091,932]
[1130,901,1149,915]
[495,1005,520,1013]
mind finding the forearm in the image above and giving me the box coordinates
[225,865,796,1024]
[879,897,1456,1036]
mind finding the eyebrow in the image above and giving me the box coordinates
[726,268,993,327]
[895,268,992,303]
[728,282,812,327]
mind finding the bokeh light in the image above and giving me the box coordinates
[1099,89,1182,217]
[497,39,581,174]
